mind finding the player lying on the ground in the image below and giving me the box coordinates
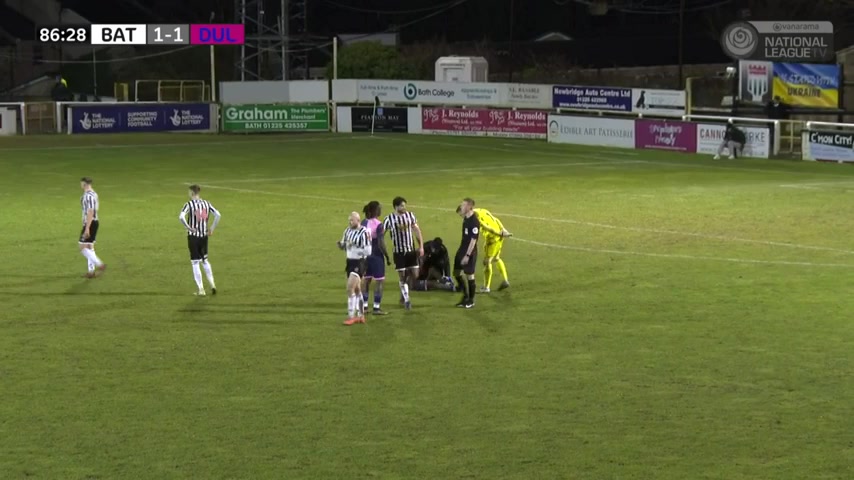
[472,207,512,292]
[414,237,455,291]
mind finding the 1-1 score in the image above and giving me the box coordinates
[153,26,184,42]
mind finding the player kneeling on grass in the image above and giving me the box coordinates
[339,211,371,325]
[472,207,512,292]
[714,122,746,160]
[361,201,392,315]
[454,198,480,308]
[414,237,455,292]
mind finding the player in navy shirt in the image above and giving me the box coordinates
[454,198,480,308]
[361,200,391,315]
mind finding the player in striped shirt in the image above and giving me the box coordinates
[338,211,372,325]
[79,177,106,278]
[179,185,221,296]
[382,196,424,310]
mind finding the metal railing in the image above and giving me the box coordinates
[133,80,209,102]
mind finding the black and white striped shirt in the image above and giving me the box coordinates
[179,198,221,237]
[81,190,99,225]
[382,212,418,253]
[342,226,372,259]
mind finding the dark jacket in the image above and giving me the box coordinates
[50,80,73,101]
[765,100,789,120]
[725,125,746,144]
[422,239,450,277]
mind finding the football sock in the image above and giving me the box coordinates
[191,261,204,291]
[467,279,477,302]
[483,263,493,289]
[82,248,103,267]
[347,295,357,318]
[362,291,369,304]
[87,259,95,273]
[455,275,467,299]
[399,281,410,302]
[373,285,383,309]
[495,258,508,282]
[202,260,216,288]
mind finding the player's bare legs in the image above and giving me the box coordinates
[344,273,365,325]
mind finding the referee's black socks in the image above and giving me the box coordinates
[455,275,467,298]
[467,278,477,302]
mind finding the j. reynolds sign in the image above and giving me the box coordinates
[721,21,834,61]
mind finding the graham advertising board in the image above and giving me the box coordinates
[222,105,328,133]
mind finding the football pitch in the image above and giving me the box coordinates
[1,132,852,479]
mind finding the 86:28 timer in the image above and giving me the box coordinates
[38,26,89,44]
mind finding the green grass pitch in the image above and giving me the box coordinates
[1,132,852,479]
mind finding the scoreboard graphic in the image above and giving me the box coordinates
[36,24,245,45]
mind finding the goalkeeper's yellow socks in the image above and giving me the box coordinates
[483,263,493,289]
[495,258,508,282]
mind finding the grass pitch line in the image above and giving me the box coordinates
[779,181,854,190]
[394,136,854,181]
[194,183,854,259]
[197,159,647,184]
[0,134,338,152]
[511,237,854,268]
[491,212,854,255]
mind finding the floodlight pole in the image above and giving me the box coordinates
[677,0,685,88]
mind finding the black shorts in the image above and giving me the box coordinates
[188,235,209,261]
[393,251,419,271]
[453,249,477,275]
[345,258,367,278]
[79,220,99,244]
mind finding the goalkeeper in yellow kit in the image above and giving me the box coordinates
[473,207,512,292]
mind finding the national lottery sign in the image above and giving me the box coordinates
[68,103,213,134]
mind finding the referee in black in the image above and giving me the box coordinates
[454,198,480,308]
[179,184,222,296]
